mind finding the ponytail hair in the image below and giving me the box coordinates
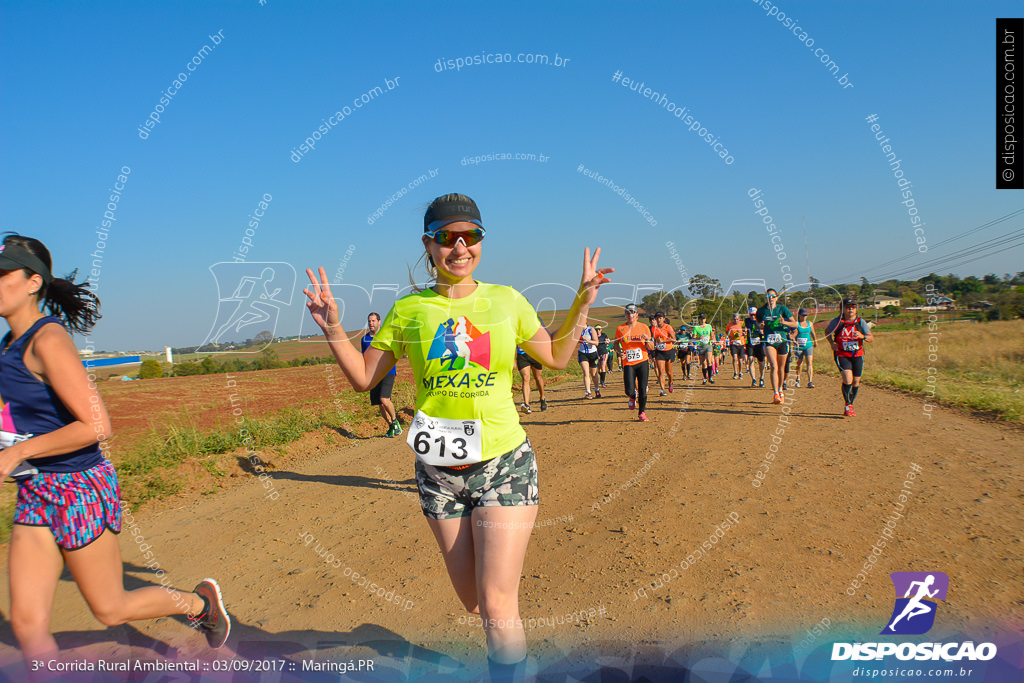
[2,233,101,334]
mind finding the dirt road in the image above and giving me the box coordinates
[0,366,1020,680]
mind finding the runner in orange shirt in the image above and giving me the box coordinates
[650,312,676,396]
[724,313,747,380]
[613,304,655,422]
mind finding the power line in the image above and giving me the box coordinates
[827,208,1024,282]
[827,208,1024,284]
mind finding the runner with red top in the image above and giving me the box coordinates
[614,304,654,421]
[0,234,230,663]
[825,298,874,416]
[304,194,612,682]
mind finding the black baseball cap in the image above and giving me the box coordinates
[798,307,808,315]
[424,194,482,232]
[655,312,665,319]
[698,312,707,319]
[0,243,52,284]
[842,298,857,307]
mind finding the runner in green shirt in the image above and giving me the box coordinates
[303,193,613,681]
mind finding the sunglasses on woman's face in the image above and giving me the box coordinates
[424,226,486,248]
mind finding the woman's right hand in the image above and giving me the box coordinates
[0,442,28,482]
[303,267,340,333]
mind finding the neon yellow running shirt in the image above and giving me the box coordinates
[372,282,541,461]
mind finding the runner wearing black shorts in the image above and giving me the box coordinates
[651,312,675,395]
[744,306,766,387]
[515,347,547,413]
[362,313,401,437]
[756,288,798,405]
[596,326,611,387]
[825,298,874,416]
[675,325,692,380]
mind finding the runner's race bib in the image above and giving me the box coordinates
[766,333,783,344]
[699,335,710,344]
[408,411,483,467]
[625,347,644,362]
[842,341,860,352]
[655,342,666,351]
[749,336,761,345]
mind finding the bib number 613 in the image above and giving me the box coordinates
[413,431,469,460]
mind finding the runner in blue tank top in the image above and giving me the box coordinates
[0,235,230,661]
[789,307,817,388]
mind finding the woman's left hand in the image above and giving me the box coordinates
[578,248,614,307]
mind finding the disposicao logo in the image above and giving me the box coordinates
[881,571,948,635]
[831,570,997,662]
[427,316,491,371]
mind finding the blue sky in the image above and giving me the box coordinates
[1,0,1020,351]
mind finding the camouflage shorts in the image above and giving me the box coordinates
[415,439,539,519]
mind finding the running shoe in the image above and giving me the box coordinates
[709,377,715,384]
[595,389,602,398]
[702,379,707,385]
[601,383,607,388]
[193,579,231,649]
[751,379,757,387]
[638,412,649,422]
[659,389,666,396]
[794,379,800,388]
[584,392,592,400]
[772,392,782,405]
[385,422,397,438]
[628,397,636,410]
[807,382,815,389]
[519,402,530,413]
[759,379,765,388]
[540,399,548,411]
[843,404,853,417]
[782,381,788,391]
[392,420,403,437]
[668,384,673,393]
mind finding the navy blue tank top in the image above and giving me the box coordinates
[0,316,104,473]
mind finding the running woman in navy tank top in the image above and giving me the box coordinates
[0,234,231,661]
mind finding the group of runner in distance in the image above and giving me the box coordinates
[0,193,875,682]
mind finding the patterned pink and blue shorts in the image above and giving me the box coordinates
[14,459,122,549]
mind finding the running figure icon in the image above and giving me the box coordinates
[881,571,949,635]
[887,574,938,631]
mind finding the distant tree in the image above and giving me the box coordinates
[995,289,1024,320]
[688,274,722,300]
[138,359,163,380]
[901,289,925,307]
[254,347,282,371]
[882,305,900,317]
[173,362,204,377]
[983,273,1000,286]
[254,330,275,346]
[201,356,219,374]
